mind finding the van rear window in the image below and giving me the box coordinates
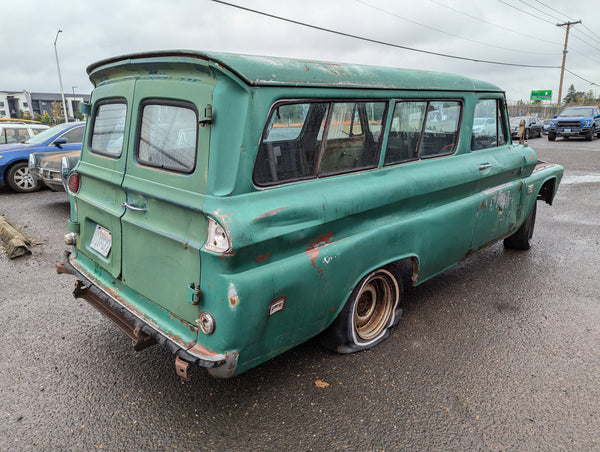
[90,102,127,157]
[137,103,197,173]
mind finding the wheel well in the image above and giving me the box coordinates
[4,159,28,175]
[385,256,420,287]
[538,178,557,205]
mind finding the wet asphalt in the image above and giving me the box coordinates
[1,137,598,451]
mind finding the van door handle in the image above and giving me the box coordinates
[121,202,147,212]
[478,163,492,170]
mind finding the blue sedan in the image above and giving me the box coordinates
[0,122,85,192]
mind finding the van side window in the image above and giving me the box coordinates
[254,101,385,185]
[254,102,328,185]
[471,99,507,150]
[385,101,426,164]
[420,101,460,158]
[90,102,127,157]
[137,103,197,173]
[384,100,460,164]
[319,102,385,176]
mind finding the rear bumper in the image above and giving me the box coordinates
[57,250,238,378]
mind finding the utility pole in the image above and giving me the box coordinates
[556,20,581,114]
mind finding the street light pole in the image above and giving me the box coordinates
[53,29,68,123]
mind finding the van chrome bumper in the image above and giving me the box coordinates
[57,251,237,378]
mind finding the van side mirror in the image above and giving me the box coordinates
[80,103,91,116]
[53,138,67,148]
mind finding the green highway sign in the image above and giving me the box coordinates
[531,90,552,100]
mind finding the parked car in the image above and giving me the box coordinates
[548,106,600,141]
[0,121,84,192]
[509,116,542,140]
[57,50,563,379]
[0,119,49,144]
[542,119,552,135]
[29,149,80,191]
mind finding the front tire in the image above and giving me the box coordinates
[6,162,41,193]
[504,202,536,250]
[320,267,402,354]
[585,126,594,141]
[548,131,556,141]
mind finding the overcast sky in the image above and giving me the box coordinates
[2,0,599,103]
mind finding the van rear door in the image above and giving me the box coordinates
[77,63,215,325]
[119,75,213,324]
[76,81,133,279]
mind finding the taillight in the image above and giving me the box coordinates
[68,172,80,194]
[205,217,231,253]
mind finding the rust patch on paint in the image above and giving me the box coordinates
[305,232,334,268]
[228,282,239,307]
[253,208,285,222]
[254,252,272,263]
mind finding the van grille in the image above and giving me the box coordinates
[557,120,582,128]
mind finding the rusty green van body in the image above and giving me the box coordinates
[58,51,563,378]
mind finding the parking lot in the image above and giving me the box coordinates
[1,136,599,450]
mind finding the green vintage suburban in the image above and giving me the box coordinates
[57,51,563,378]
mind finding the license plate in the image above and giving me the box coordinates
[563,129,571,133]
[90,225,112,257]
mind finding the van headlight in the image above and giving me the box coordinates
[205,217,231,253]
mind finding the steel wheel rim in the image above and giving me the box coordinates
[354,272,396,340]
[14,167,35,190]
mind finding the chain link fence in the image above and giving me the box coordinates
[507,102,600,120]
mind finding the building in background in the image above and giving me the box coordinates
[0,90,90,122]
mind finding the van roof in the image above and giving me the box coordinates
[87,50,503,93]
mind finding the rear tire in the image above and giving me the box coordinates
[504,202,536,250]
[6,162,41,193]
[320,267,402,354]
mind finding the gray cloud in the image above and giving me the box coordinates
[1,0,598,102]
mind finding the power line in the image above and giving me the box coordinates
[571,29,600,49]
[516,0,563,23]
[429,0,563,46]
[356,0,557,56]
[565,69,599,87]
[570,30,600,53]
[502,0,600,51]
[209,0,560,69]
[496,0,555,25]
[581,24,600,43]
[531,0,574,21]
